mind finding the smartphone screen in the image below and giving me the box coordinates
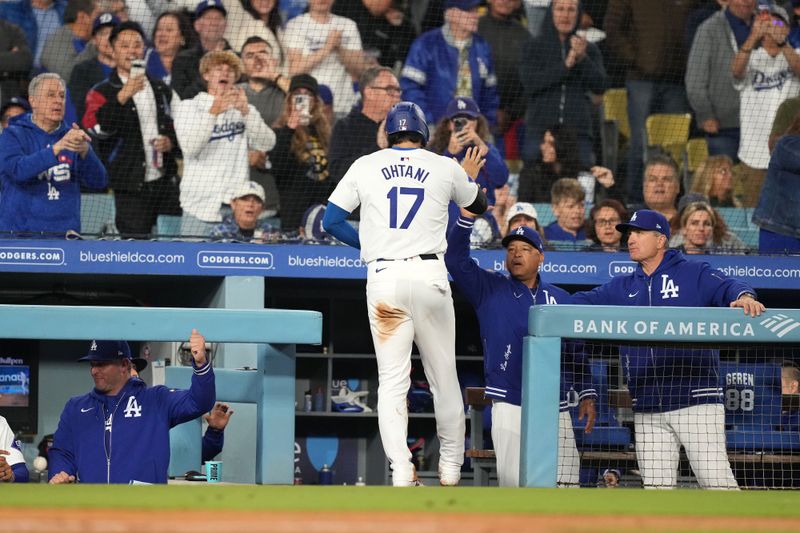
[130,59,146,78]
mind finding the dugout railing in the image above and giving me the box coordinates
[521,305,800,489]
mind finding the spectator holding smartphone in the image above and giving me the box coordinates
[175,50,276,237]
[270,74,333,233]
[732,4,800,206]
[427,96,508,230]
[83,21,182,238]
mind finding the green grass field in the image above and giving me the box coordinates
[2,485,800,517]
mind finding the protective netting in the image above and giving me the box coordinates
[557,340,800,489]
[0,1,794,249]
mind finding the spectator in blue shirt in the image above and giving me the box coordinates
[544,177,587,243]
[400,0,499,125]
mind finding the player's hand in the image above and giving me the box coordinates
[189,328,207,366]
[117,74,147,104]
[152,135,172,153]
[376,119,388,149]
[749,18,769,44]
[249,150,267,169]
[204,402,234,430]
[459,145,486,181]
[569,35,588,61]
[210,87,237,115]
[49,471,76,484]
[0,451,15,482]
[701,119,720,135]
[324,30,343,53]
[53,123,91,156]
[233,87,249,116]
[591,166,614,188]
[730,295,766,317]
[578,398,596,434]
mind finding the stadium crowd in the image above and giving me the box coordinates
[0,0,798,253]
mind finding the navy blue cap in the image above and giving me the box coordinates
[78,340,132,362]
[501,225,544,253]
[92,12,120,35]
[444,0,482,10]
[445,96,480,119]
[1,96,30,117]
[195,0,227,18]
[616,209,670,239]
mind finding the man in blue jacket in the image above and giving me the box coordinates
[0,72,107,235]
[446,214,596,487]
[571,209,765,489]
[48,330,216,484]
[400,0,499,126]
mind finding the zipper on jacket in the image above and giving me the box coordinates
[646,276,664,410]
[103,393,127,484]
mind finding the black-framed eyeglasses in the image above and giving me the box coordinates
[370,85,401,95]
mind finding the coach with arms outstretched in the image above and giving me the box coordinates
[48,330,215,484]
[571,209,765,489]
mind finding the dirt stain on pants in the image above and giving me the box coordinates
[374,302,405,343]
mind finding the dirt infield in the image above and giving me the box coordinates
[4,508,799,533]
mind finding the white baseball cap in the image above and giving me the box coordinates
[505,202,539,225]
[229,181,265,203]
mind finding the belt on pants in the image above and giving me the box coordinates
[376,254,439,262]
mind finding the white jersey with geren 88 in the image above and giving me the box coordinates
[328,147,479,263]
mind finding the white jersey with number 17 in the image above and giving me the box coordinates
[328,147,479,263]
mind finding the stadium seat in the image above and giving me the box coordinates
[532,203,555,226]
[602,88,630,140]
[80,193,117,236]
[156,215,182,239]
[645,113,692,167]
[686,138,709,176]
[720,362,800,453]
[601,89,630,175]
[719,207,756,231]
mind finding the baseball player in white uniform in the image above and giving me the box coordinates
[0,415,28,482]
[323,101,489,486]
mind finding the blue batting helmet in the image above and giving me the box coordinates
[385,101,429,146]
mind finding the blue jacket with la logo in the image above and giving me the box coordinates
[445,216,596,408]
[0,114,107,233]
[49,361,215,483]
[571,249,755,413]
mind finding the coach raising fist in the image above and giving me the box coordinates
[49,332,215,484]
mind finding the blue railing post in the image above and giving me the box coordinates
[520,335,561,488]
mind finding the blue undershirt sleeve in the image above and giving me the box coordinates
[323,202,361,249]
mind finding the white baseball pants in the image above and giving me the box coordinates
[366,257,465,486]
[491,403,580,487]
[634,403,738,489]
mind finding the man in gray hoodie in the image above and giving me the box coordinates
[685,0,755,161]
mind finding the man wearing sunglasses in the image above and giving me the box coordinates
[328,66,401,184]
